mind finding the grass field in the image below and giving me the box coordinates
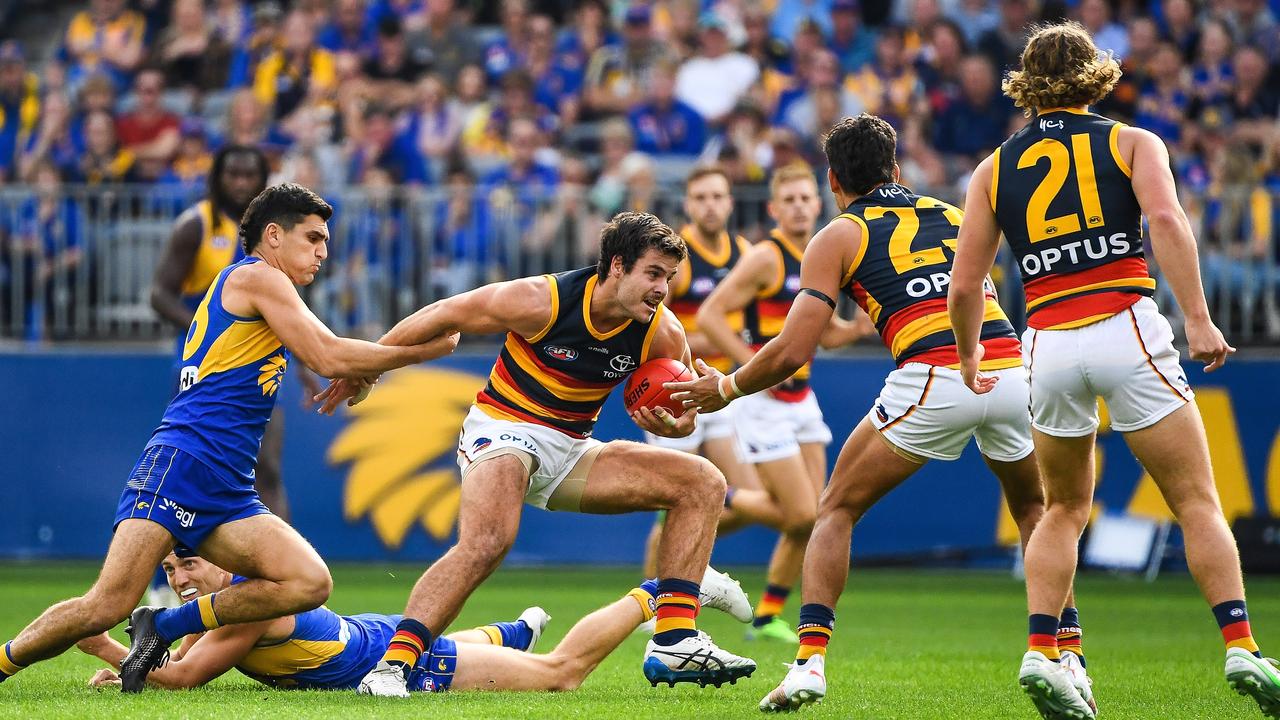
[0,563,1276,719]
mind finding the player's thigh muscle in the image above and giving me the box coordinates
[451,642,566,691]
[197,513,327,582]
[578,441,715,513]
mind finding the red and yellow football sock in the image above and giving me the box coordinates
[0,642,25,681]
[653,578,700,646]
[1029,614,1060,660]
[796,604,834,664]
[382,618,433,676]
[752,584,790,629]
[1215,600,1262,657]
[1057,607,1084,666]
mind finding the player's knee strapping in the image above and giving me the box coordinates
[653,578,700,645]
[796,604,834,664]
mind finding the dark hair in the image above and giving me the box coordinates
[209,144,269,212]
[684,164,731,191]
[240,182,333,253]
[596,211,686,279]
[822,113,896,196]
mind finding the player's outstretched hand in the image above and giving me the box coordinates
[1186,317,1235,372]
[959,345,997,395]
[88,668,121,689]
[667,359,728,414]
[631,405,697,438]
[314,376,376,415]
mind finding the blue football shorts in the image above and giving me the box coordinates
[408,637,458,692]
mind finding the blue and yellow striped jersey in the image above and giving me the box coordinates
[238,607,399,690]
[148,257,288,485]
[180,200,244,309]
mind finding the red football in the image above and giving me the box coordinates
[623,358,693,416]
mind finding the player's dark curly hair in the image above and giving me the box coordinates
[240,183,333,254]
[208,145,268,214]
[822,114,897,197]
[596,211,686,279]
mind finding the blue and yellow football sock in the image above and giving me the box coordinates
[796,604,834,665]
[153,592,222,643]
[629,579,659,622]
[382,618,433,677]
[1215,600,1262,657]
[1029,613,1060,661]
[652,578,700,646]
[752,584,790,628]
[477,619,535,651]
[1058,607,1085,667]
[0,642,25,682]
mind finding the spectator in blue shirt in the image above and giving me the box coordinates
[347,103,430,185]
[628,59,706,156]
[830,0,876,73]
[318,0,378,62]
[481,116,558,273]
[1134,42,1190,147]
[771,0,835,41]
[483,0,530,84]
[931,55,1015,165]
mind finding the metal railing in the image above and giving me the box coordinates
[0,183,1276,346]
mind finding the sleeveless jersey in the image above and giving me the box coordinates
[839,183,1022,369]
[238,606,398,690]
[149,257,289,485]
[180,200,244,309]
[992,109,1152,330]
[476,266,664,438]
[742,229,812,401]
[666,225,749,373]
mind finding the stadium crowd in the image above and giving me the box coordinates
[1,0,1279,342]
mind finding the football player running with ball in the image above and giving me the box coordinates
[317,212,756,697]
[948,21,1278,720]
[670,115,1085,713]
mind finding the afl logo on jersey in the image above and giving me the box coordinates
[691,277,717,297]
[785,274,802,293]
[545,346,578,361]
[211,234,232,250]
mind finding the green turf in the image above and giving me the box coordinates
[0,562,1275,719]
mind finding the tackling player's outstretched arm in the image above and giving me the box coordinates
[232,263,459,379]
[695,246,775,367]
[149,209,203,331]
[79,622,269,689]
[1123,126,1234,371]
[948,154,1002,394]
[631,306,700,439]
[669,218,858,413]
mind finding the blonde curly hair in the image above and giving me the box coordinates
[1003,22,1122,117]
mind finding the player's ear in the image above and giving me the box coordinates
[892,163,901,182]
[826,167,841,195]
[611,254,623,278]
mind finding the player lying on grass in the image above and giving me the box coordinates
[77,552,752,693]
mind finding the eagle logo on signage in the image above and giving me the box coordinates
[327,367,485,549]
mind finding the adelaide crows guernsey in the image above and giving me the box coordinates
[839,183,1022,369]
[992,109,1153,329]
[476,266,664,438]
[742,229,812,401]
[666,225,749,373]
[148,257,288,485]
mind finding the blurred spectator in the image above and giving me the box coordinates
[1223,0,1280,62]
[1190,19,1235,105]
[740,7,791,75]
[116,69,180,178]
[1078,0,1129,57]
[454,64,489,120]
[432,162,491,295]
[160,119,214,189]
[1200,145,1274,309]
[461,70,556,161]
[404,74,463,161]
[223,88,272,148]
[589,118,636,214]
[60,0,147,91]
[526,14,582,127]
[210,0,252,47]
[483,0,530,84]
[618,150,658,213]
[366,0,428,32]
[1192,45,1280,152]
[17,93,77,183]
[629,59,706,156]
[583,3,667,116]
[782,49,865,140]
[70,109,138,184]
[1097,15,1162,121]
[228,1,284,88]
[556,0,614,75]
[931,54,1015,170]
[845,27,924,128]
[1160,0,1201,62]
[674,14,759,123]
[945,0,999,47]
[830,0,876,73]
[406,0,479,82]
[529,153,603,262]
[768,19,828,118]
[655,0,701,61]
[481,116,558,202]
[0,42,39,183]
[4,162,83,339]
[318,0,378,61]
[918,19,967,115]
[710,101,774,178]
[976,0,1033,73]
[347,103,429,185]
[771,0,835,40]
[252,10,337,121]
[901,0,943,60]
[1134,42,1190,147]
[154,0,232,93]
[361,16,433,109]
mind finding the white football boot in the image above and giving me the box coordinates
[1225,647,1280,718]
[643,630,756,687]
[700,566,754,623]
[517,606,552,652]
[1018,651,1096,719]
[357,660,410,698]
[1059,651,1096,716]
[759,653,827,712]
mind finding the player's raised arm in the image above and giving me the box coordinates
[78,622,268,689]
[1123,126,1234,371]
[234,263,459,380]
[695,244,777,367]
[149,208,204,331]
[948,153,1002,394]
